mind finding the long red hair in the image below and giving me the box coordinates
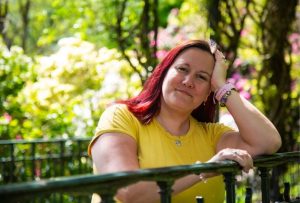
[119,40,217,124]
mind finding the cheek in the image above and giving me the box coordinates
[163,70,179,87]
[195,82,211,96]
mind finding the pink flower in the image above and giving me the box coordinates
[289,33,300,41]
[233,58,243,67]
[236,79,247,90]
[291,80,297,91]
[156,50,168,60]
[228,73,242,85]
[16,134,23,140]
[240,91,251,100]
[35,168,41,177]
[150,40,156,47]
[289,33,300,54]
[292,43,300,54]
[240,29,248,37]
[232,73,242,80]
[3,113,12,123]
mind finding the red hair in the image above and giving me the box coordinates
[119,40,217,124]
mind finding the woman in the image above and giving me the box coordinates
[88,40,281,203]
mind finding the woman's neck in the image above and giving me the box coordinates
[156,109,190,136]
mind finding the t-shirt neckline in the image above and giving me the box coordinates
[153,116,195,141]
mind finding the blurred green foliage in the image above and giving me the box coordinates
[0,0,299,147]
[0,37,141,139]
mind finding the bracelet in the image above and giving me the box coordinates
[215,82,236,101]
[214,82,237,106]
[219,90,233,107]
[199,173,207,183]
[195,161,207,183]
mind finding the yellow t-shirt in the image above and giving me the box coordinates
[88,104,233,203]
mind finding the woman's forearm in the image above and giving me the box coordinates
[225,91,281,154]
[116,174,201,203]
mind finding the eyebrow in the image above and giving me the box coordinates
[176,62,212,77]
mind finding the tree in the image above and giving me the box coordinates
[0,0,11,48]
[97,0,184,84]
[257,0,298,200]
[205,0,298,200]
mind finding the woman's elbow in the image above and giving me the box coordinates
[266,132,282,154]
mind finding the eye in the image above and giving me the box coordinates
[175,66,188,73]
[196,74,208,81]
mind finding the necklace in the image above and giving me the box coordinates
[156,116,188,147]
[174,134,184,146]
[175,139,182,146]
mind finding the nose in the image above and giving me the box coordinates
[182,75,194,88]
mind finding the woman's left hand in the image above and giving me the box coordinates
[211,50,228,91]
[208,148,254,173]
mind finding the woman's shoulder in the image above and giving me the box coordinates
[102,103,130,116]
[101,103,139,124]
[105,103,127,111]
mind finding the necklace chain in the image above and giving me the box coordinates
[156,116,188,147]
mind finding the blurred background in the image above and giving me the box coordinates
[0,0,299,202]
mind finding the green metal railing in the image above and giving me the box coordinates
[0,151,299,203]
[0,138,92,184]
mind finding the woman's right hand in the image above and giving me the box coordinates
[210,50,228,91]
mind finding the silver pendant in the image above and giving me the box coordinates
[175,140,182,146]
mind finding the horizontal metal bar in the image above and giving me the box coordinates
[253,151,300,167]
[0,137,90,145]
[0,161,241,201]
[0,153,89,163]
[0,151,298,202]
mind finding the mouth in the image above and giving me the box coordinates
[175,89,193,97]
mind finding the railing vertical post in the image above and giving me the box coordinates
[101,192,116,203]
[60,140,65,176]
[245,187,252,203]
[21,150,26,181]
[224,172,236,203]
[9,143,15,182]
[31,143,36,180]
[77,140,82,173]
[283,182,291,202]
[196,196,204,203]
[157,180,174,203]
[258,167,270,203]
[46,149,51,178]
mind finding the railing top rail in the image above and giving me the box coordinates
[0,161,240,197]
[254,151,300,167]
[0,151,299,202]
[0,137,91,145]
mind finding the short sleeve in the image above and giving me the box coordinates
[203,122,235,149]
[88,104,138,156]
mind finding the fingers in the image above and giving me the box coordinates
[209,39,217,53]
[214,148,254,173]
[231,150,253,173]
[215,50,227,64]
[211,50,228,90]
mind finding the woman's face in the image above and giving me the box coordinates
[161,48,214,114]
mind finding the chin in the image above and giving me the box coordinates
[170,102,194,113]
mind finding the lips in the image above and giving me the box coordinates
[175,88,192,97]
